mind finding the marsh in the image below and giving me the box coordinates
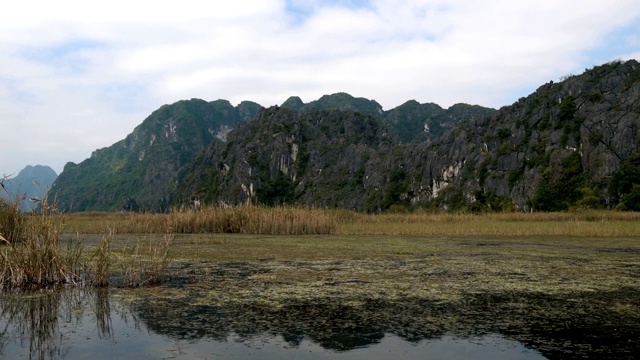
[2,233,639,359]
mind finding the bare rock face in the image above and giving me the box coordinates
[181,107,394,210]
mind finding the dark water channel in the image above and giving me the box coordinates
[1,287,639,359]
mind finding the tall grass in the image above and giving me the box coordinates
[338,210,640,237]
[0,197,82,287]
[0,196,171,288]
[60,207,640,237]
[114,234,173,287]
[170,206,338,234]
[62,205,340,235]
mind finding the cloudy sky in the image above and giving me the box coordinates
[1,0,640,176]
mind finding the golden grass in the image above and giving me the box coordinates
[60,206,339,235]
[59,207,640,238]
[338,210,640,237]
[0,197,172,288]
[0,202,81,287]
[0,197,25,243]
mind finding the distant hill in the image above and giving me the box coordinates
[0,165,57,211]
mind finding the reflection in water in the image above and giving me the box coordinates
[0,288,139,360]
[0,289,547,360]
[1,287,639,359]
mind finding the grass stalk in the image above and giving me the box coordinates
[115,234,174,287]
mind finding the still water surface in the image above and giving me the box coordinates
[0,289,545,359]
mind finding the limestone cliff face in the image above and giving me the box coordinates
[180,107,394,209]
[397,60,640,211]
[182,60,640,212]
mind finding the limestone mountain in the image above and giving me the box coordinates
[383,101,495,143]
[180,60,640,212]
[413,59,640,212]
[50,99,261,212]
[281,92,495,143]
[0,165,57,212]
[51,92,489,212]
[51,60,640,212]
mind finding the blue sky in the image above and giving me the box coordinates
[1,0,640,176]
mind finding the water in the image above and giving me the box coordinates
[0,289,545,359]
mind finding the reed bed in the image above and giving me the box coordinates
[0,197,171,288]
[0,197,24,244]
[338,210,640,237]
[339,220,640,237]
[0,202,83,287]
[60,207,640,237]
[61,206,340,235]
[345,210,640,223]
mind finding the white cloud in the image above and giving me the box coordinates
[1,0,640,175]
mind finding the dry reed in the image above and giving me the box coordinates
[60,208,640,238]
[61,205,340,235]
[0,195,172,288]
[0,197,83,287]
[114,234,174,287]
[0,197,25,243]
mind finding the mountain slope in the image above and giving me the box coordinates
[399,59,640,211]
[51,99,261,212]
[51,59,640,212]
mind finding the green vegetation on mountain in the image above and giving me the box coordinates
[383,101,494,143]
[282,92,495,143]
[51,99,261,212]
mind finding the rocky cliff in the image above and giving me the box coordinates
[181,60,640,212]
[51,93,491,212]
[180,107,394,209]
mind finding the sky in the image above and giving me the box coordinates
[1,0,640,176]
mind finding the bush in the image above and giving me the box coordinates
[619,184,640,211]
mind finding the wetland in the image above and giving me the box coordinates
[3,230,640,359]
